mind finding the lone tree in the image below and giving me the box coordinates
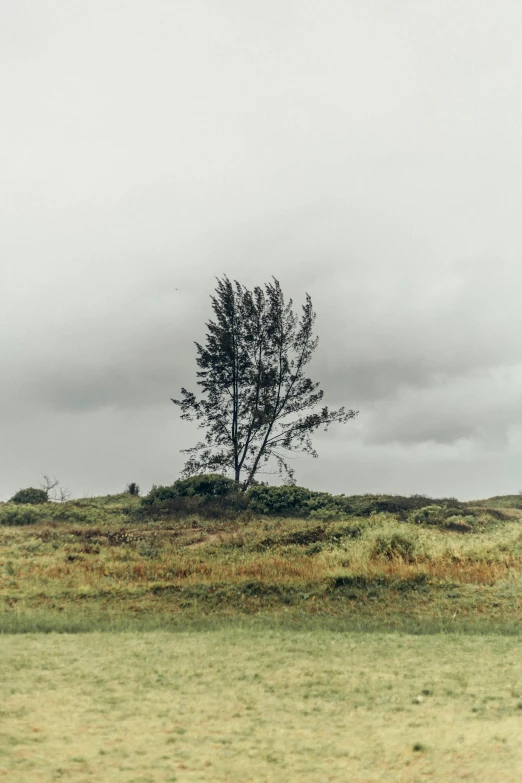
[172,276,357,490]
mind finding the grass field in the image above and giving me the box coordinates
[2,628,522,782]
[2,493,522,780]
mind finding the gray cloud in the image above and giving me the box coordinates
[360,365,522,448]
[2,0,522,500]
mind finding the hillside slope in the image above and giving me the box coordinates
[1,493,522,632]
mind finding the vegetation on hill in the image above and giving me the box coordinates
[2,480,522,632]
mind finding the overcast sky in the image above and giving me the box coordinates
[2,0,522,501]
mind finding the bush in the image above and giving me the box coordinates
[408,505,447,526]
[246,485,313,516]
[141,484,177,507]
[246,487,461,519]
[125,482,140,496]
[341,494,461,517]
[140,494,250,521]
[172,474,237,497]
[443,514,476,531]
[141,479,464,523]
[0,505,42,526]
[142,474,237,508]
[140,475,249,520]
[408,504,469,527]
[308,505,347,521]
[304,492,347,519]
[9,487,48,505]
[0,495,139,527]
[371,532,418,562]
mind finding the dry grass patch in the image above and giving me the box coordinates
[3,509,522,624]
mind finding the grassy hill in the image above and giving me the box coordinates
[3,491,522,780]
[1,490,522,632]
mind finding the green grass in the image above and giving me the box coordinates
[2,492,522,631]
[471,494,522,510]
[2,629,522,782]
[3,493,522,780]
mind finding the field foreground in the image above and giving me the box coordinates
[1,629,522,782]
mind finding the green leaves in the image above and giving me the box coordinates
[9,487,48,505]
[172,276,358,488]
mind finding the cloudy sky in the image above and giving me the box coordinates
[2,0,522,501]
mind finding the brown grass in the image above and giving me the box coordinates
[20,549,520,589]
[3,509,522,625]
[362,557,520,585]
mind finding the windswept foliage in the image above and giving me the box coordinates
[172,276,357,489]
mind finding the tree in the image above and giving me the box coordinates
[172,276,358,490]
[9,474,71,504]
[40,474,71,502]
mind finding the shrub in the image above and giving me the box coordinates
[139,494,250,521]
[0,494,139,527]
[140,475,249,520]
[141,484,177,507]
[304,492,347,519]
[172,474,237,497]
[246,485,313,516]
[371,532,418,562]
[141,480,464,522]
[9,487,48,505]
[125,482,140,496]
[142,474,237,508]
[443,514,476,531]
[0,505,42,526]
[308,505,347,521]
[409,504,487,530]
[408,505,447,526]
[247,488,462,519]
[342,494,461,517]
